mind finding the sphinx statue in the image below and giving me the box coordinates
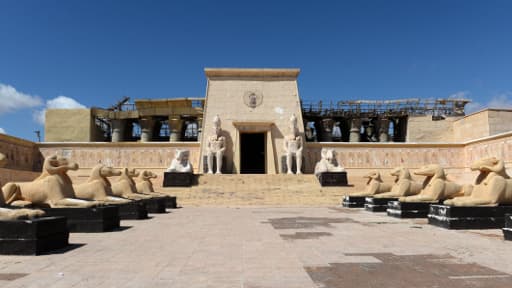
[444,157,512,206]
[349,171,392,197]
[167,149,193,173]
[111,168,153,200]
[0,153,45,220]
[73,164,131,204]
[2,155,98,208]
[206,115,226,174]
[314,148,345,176]
[399,164,461,203]
[283,114,303,174]
[373,167,423,198]
[135,170,166,197]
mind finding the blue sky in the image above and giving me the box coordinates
[1,0,511,141]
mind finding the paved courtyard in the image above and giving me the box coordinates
[1,206,511,288]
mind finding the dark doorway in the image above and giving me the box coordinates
[241,133,265,174]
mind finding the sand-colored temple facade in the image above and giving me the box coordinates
[2,68,512,183]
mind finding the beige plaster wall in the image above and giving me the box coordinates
[0,134,42,171]
[406,115,461,142]
[200,68,303,174]
[45,109,98,142]
[452,110,490,142]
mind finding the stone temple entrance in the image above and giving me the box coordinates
[240,133,265,174]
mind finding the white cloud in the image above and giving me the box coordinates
[448,91,470,99]
[0,83,42,114]
[33,96,86,125]
[0,127,5,134]
[465,92,512,114]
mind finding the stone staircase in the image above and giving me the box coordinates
[158,174,365,207]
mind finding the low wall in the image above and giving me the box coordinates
[0,134,42,171]
[0,132,509,188]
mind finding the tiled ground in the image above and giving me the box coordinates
[1,207,511,288]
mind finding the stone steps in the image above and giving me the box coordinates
[158,174,367,207]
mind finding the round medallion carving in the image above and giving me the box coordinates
[243,91,263,108]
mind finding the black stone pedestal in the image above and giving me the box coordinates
[342,196,366,208]
[41,206,120,232]
[163,172,194,187]
[365,197,398,212]
[387,201,436,218]
[503,214,512,240]
[428,204,512,229]
[142,197,167,213]
[118,201,148,220]
[0,217,69,255]
[318,172,348,187]
[163,195,177,208]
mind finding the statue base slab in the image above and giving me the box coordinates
[41,206,120,233]
[342,196,365,208]
[142,197,167,213]
[118,201,148,220]
[428,204,512,229]
[318,172,348,186]
[387,201,439,218]
[0,216,69,255]
[503,214,512,240]
[163,172,194,187]
[165,196,177,208]
[364,197,398,212]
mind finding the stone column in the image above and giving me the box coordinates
[139,117,155,142]
[379,119,390,142]
[320,118,333,142]
[349,118,361,142]
[168,117,183,142]
[111,119,126,142]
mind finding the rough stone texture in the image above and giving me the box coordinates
[453,109,512,142]
[45,109,104,142]
[2,207,512,287]
[407,115,461,142]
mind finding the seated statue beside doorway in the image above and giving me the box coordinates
[314,148,345,176]
[206,115,225,174]
[167,149,193,173]
[284,114,303,174]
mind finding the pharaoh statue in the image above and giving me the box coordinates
[206,115,226,174]
[0,153,45,220]
[2,155,99,208]
[283,114,303,174]
[314,148,345,176]
[167,149,193,173]
[444,157,512,206]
